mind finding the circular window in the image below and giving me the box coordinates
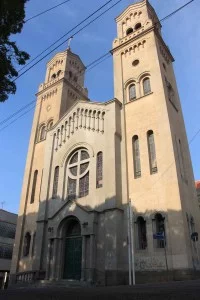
[67,149,90,199]
[132,59,139,67]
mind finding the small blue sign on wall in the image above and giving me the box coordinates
[153,232,165,240]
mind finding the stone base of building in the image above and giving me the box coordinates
[9,269,200,288]
[95,269,200,286]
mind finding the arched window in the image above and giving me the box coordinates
[23,232,31,257]
[129,84,136,101]
[66,149,90,200]
[39,125,46,141]
[126,28,133,35]
[153,213,165,248]
[143,77,151,95]
[57,70,61,77]
[51,73,56,80]
[136,217,147,250]
[132,135,141,178]
[66,219,81,237]
[30,170,38,204]
[96,152,103,188]
[135,23,142,30]
[52,166,59,198]
[147,130,157,174]
[47,120,53,130]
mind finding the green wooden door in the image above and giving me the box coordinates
[63,237,82,280]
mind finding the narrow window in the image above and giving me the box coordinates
[39,125,46,141]
[137,217,147,250]
[129,84,136,101]
[96,152,103,188]
[30,170,38,204]
[153,214,165,248]
[52,166,59,198]
[132,135,141,178]
[147,131,157,174]
[23,232,31,257]
[143,77,151,95]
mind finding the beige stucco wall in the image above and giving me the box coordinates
[11,0,200,284]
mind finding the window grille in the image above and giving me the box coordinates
[143,78,151,95]
[66,149,90,200]
[147,131,157,174]
[96,152,103,188]
[129,84,136,101]
[132,136,141,178]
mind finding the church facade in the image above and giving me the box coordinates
[11,0,200,286]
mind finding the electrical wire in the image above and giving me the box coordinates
[25,0,71,23]
[13,0,123,83]
[0,0,195,129]
[18,0,116,73]
[0,52,112,132]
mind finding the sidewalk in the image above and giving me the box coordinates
[1,279,200,299]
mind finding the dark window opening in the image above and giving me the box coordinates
[135,23,142,30]
[23,232,31,257]
[126,28,133,35]
[137,217,147,250]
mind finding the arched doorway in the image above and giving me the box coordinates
[63,218,82,280]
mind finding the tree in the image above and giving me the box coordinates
[0,0,30,102]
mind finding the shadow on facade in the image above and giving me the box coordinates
[10,195,200,287]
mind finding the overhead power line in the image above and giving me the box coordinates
[13,0,123,83]
[0,52,112,132]
[18,0,116,73]
[25,0,71,23]
[0,0,195,129]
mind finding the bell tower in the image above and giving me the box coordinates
[11,48,89,275]
[112,0,200,273]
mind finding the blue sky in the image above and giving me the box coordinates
[0,0,200,214]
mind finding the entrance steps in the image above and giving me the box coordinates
[38,279,91,288]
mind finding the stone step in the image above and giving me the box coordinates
[38,279,91,288]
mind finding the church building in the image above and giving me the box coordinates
[11,0,200,286]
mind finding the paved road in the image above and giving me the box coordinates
[1,280,200,299]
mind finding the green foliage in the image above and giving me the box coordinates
[0,0,30,102]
